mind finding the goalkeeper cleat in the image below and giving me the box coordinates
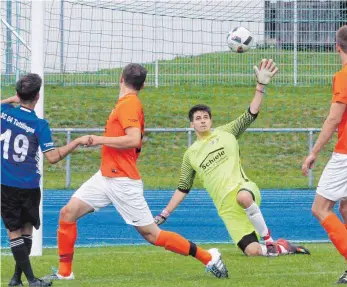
[276,239,310,255]
[336,270,347,284]
[28,278,52,287]
[8,276,23,286]
[205,248,229,279]
[265,241,279,257]
[41,271,74,281]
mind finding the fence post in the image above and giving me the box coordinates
[60,0,64,75]
[6,0,13,79]
[15,0,20,81]
[308,130,314,188]
[293,0,298,86]
[154,0,159,88]
[188,130,192,147]
[65,130,71,189]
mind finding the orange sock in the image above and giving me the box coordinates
[345,224,347,230]
[321,214,347,260]
[155,230,211,265]
[58,220,77,276]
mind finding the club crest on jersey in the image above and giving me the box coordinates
[210,138,219,145]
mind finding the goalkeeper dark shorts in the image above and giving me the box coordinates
[1,184,41,232]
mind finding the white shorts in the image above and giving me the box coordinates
[72,170,154,226]
[316,152,347,202]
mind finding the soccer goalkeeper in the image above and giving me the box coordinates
[155,59,310,257]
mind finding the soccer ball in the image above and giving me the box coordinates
[226,27,254,53]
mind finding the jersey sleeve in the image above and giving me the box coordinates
[332,72,347,105]
[177,150,196,193]
[117,100,142,130]
[215,108,257,139]
[36,120,55,153]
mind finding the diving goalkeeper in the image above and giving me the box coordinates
[155,59,310,257]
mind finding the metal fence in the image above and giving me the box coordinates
[51,127,322,189]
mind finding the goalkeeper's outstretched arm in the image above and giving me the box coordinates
[216,59,279,139]
[250,58,278,114]
[154,150,196,225]
[154,190,188,225]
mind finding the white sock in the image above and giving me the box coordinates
[260,244,267,256]
[278,245,289,255]
[260,244,288,256]
[244,202,273,242]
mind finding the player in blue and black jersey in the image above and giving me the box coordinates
[1,73,90,287]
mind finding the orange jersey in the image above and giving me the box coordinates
[101,94,144,179]
[332,64,347,154]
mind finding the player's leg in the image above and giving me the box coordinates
[313,153,347,283]
[339,199,347,229]
[9,222,34,286]
[219,190,265,256]
[106,177,228,278]
[7,229,52,287]
[220,187,307,257]
[55,197,94,278]
[312,194,347,256]
[236,182,310,256]
[2,185,52,286]
[236,182,278,255]
[313,153,347,260]
[43,171,111,280]
[135,223,228,278]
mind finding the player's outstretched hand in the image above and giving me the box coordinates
[1,95,20,104]
[78,135,93,146]
[253,59,279,85]
[154,214,167,225]
[154,209,170,225]
[302,153,316,176]
[10,95,21,104]
[86,135,102,146]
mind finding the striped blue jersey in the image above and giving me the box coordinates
[1,104,55,188]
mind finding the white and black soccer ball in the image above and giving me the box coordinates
[226,27,254,53]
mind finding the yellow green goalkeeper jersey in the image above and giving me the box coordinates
[177,108,258,209]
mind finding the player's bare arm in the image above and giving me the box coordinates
[1,95,20,104]
[302,102,346,176]
[44,135,92,164]
[88,127,141,149]
[154,189,188,225]
[155,151,194,225]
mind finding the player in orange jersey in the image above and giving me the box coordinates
[43,63,228,281]
[302,25,347,284]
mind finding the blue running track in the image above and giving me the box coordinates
[1,189,334,248]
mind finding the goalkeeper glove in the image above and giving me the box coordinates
[154,209,170,225]
[253,59,279,85]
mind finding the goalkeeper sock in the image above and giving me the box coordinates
[155,230,212,265]
[58,220,77,276]
[321,213,347,259]
[244,203,273,242]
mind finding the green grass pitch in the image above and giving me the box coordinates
[1,243,344,287]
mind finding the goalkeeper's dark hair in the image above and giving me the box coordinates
[16,73,42,102]
[337,25,347,54]
[188,104,212,122]
[122,63,147,91]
